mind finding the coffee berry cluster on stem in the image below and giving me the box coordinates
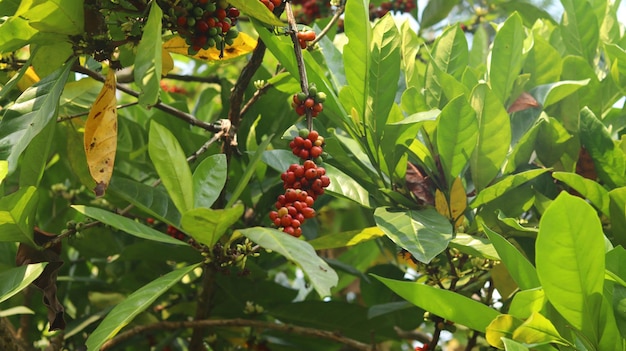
[269,128,330,237]
[160,0,240,54]
[292,83,325,117]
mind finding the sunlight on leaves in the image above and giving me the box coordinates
[163,32,257,61]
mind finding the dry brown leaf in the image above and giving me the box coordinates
[405,162,435,205]
[84,69,118,197]
[507,91,541,113]
[15,228,64,331]
[163,32,257,61]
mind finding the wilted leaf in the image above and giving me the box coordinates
[507,92,540,113]
[405,162,435,205]
[163,32,257,61]
[84,69,117,197]
[435,177,466,227]
[15,228,64,331]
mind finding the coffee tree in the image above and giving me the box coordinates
[1,0,625,350]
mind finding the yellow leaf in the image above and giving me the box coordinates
[435,177,467,228]
[435,189,450,218]
[84,69,117,197]
[161,48,174,75]
[485,314,523,349]
[17,66,40,91]
[163,32,257,61]
[449,177,467,227]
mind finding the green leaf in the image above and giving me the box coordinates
[228,0,283,26]
[536,192,605,337]
[373,275,500,332]
[369,15,401,138]
[524,35,562,87]
[325,164,371,208]
[193,154,227,209]
[552,172,609,216]
[470,84,511,192]
[483,225,540,290]
[0,306,34,317]
[530,80,589,107]
[609,188,626,248]
[580,107,626,188]
[20,0,83,35]
[0,263,47,304]
[431,25,468,81]
[560,0,599,64]
[513,311,569,346]
[72,205,187,246]
[486,314,524,349]
[509,288,546,319]
[469,24,489,69]
[343,0,372,118]
[108,176,181,226]
[18,118,55,187]
[134,2,162,107]
[489,13,526,104]
[420,0,459,29]
[0,161,7,185]
[181,205,243,248]
[373,207,453,263]
[0,16,37,52]
[226,134,273,208]
[148,121,193,214]
[238,227,338,297]
[309,227,385,250]
[0,53,34,101]
[449,233,499,260]
[437,95,477,186]
[502,338,530,351]
[0,187,38,247]
[497,2,557,26]
[472,169,550,208]
[85,263,200,351]
[0,60,73,174]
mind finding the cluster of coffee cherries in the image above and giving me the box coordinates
[292,0,416,28]
[269,129,330,237]
[291,0,333,24]
[259,0,282,12]
[160,0,240,54]
[369,0,416,19]
[296,30,316,49]
[292,84,325,117]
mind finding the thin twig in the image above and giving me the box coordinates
[164,73,221,84]
[225,39,267,149]
[71,64,222,133]
[101,318,374,351]
[240,83,272,117]
[307,3,345,49]
[56,102,139,122]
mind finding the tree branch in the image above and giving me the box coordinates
[101,318,375,351]
[71,64,222,133]
[187,265,216,351]
[225,38,267,153]
[0,318,33,351]
[307,2,345,49]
